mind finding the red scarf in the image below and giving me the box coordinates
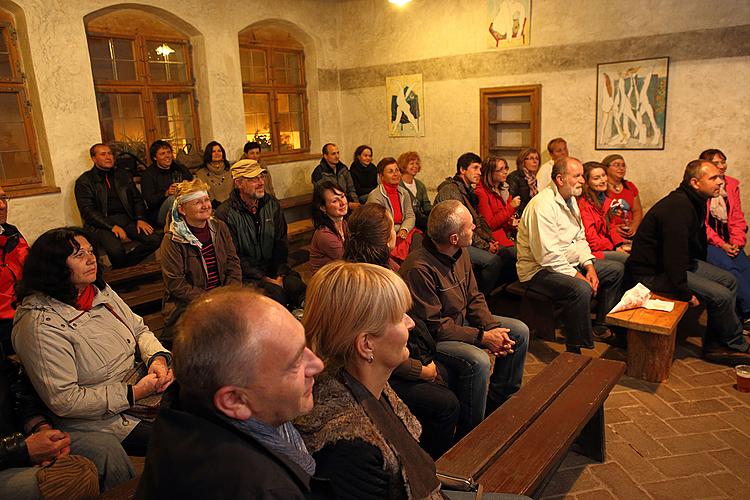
[75,284,96,311]
[383,183,403,225]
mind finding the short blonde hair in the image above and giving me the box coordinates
[175,178,210,200]
[303,261,411,374]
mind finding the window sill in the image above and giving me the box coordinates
[5,184,61,199]
[262,152,320,166]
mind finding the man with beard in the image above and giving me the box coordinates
[516,157,624,353]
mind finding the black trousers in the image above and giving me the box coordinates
[250,271,306,310]
[93,214,162,268]
[120,420,153,457]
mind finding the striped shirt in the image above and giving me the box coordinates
[188,223,220,290]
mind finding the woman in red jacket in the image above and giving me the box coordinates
[475,155,520,250]
[578,162,629,264]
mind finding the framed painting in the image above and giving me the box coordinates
[387,73,424,138]
[596,57,669,150]
[487,0,531,48]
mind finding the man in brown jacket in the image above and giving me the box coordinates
[400,199,528,421]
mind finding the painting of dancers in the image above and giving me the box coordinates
[387,73,424,138]
[487,0,531,48]
[596,57,669,150]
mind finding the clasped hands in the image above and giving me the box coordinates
[132,356,174,401]
[483,327,515,357]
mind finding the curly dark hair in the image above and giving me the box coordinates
[312,180,347,241]
[343,204,393,268]
[15,227,105,307]
[202,141,230,171]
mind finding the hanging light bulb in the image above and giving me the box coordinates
[155,44,175,57]
[389,0,412,6]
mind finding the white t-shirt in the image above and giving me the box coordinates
[536,160,554,191]
[402,179,417,197]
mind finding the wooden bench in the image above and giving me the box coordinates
[505,281,557,341]
[606,293,689,382]
[436,352,625,497]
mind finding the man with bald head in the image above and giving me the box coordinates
[516,157,624,353]
[628,159,750,363]
[136,287,327,499]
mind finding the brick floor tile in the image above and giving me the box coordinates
[706,472,750,497]
[670,360,698,378]
[617,375,660,393]
[685,371,736,388]
[685,359,730,374]
[605,425,624,443]
[657,432,728,454]
[539,468,602,497]
[677,386,733,401]
[605,392,641,409]
[665,414,733,434]
[719,396,745,407]
[641,475,724,499]
[710,448,750,478]
[606,441,665,483]
[663,374,693,390]
[558,451,597,471]
[588,462,651,499]
[713,429,750,458]
[604,408,630,425]
[652,384,684,403]
[619,406,678,438]
[717,407,750,434]
[611,422,671,458]
[648,453,725,477]
[672,399,731,416]
[632,392,682,419]
[575,490,617,500]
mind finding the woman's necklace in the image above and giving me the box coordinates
[608,180,623,193]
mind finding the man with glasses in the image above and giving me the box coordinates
[400,199,529,422]
[216,159,305,310]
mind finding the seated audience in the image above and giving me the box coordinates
[536,137,569,192]
[195,141,232,207]
[242,141,275,196]
[476,155,520,250]
[343,205,459,457]
[401,200,528,420]
[160,179,242,344]
[507,147,542,215]
[398,151,432,231]
[216,159,305,309]
[627,159,750,363]
[296,261,445,499]
[603,154,643,239]
[311,143,359,209]
[516,158,625,352]
[75,143,161,268]
[700,148,750,327]
[0,357,102,499]
[367,157,418,261]
[435,152,515,294]
[141,140,194,228]
[349,144,377,204]
[344,203,399,271]
[13,228,174,457]
[309,180,348,274]
[578,161,629,263]
[136,287,328,499]
[0,186,27,357]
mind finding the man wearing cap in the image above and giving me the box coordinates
[215,159,306,309]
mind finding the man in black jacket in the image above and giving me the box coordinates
[627,159,750,363]
[311,143,359,210]
[137,287,329,499]
[75,144,161,268]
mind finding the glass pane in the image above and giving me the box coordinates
[240,48,268,85]
[95,92,147,160]
[87,38,110,59]
[0,28,11,79]
[147,41,189,82]
[0,93,35,182]
[285,53,301,85]
[115,61,136,81]
[0,150,34,182]
[272,52,287,85]
[0,93,22,123]
[153,93,196,151]
[113,38,134,59]
[91,59,114,81]
[0,121,28,150]
[242,93,271,151]
[87,37,136,82]
[277,93,304,151]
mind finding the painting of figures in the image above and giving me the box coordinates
[596,57,669,150]
[387,73,424,138]
[487,0,531,48]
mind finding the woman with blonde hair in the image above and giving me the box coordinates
[296,261,445,499]
[160,178,242,344]
[506,147,541,215]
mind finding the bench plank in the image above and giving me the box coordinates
[479,357,625,495]
[606,293,688,336]
[103,261,162,286]
[436,353,590,481]
[118,281,164,309]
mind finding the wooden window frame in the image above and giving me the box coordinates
[240,43,311,159]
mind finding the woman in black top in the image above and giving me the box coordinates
[349,145,377,204]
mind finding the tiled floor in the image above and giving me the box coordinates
[529,337,750,500]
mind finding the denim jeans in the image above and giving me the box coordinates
[436,315,528,437]
[70,431,136,491]
[707,246,750,318]
[467,246,517,294]
[524,259,624,349]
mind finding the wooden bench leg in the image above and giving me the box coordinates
[521,296,556,341]
[573,406,605,462]
[626,328,676,382]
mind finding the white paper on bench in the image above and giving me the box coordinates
[643,299,674,312]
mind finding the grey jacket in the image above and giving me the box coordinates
[12,286,168,440]
[367,184,416,234]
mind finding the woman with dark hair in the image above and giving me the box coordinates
[344,203,397,271]
[578,162,629,264]
[506,147,541,215]
[700,148,750,325]
[141,140,194,227]
[310,180,349,274]
[195,141,232,207]
[476,155,520,248]
[12,227,173,458]
[349,145,377,204]
[398,151,432,231]
[602,154,643,239]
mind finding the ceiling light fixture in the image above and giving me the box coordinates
[389,0,412,7]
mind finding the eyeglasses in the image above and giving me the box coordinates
[0,196,8,203]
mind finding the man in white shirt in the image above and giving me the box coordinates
[536,137,569,191]
[516,157,624,353]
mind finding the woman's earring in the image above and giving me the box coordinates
[368,353,374,363]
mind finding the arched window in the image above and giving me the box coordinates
[85,9,200,162]
[239,25,309,157]
[0,8,44,191]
